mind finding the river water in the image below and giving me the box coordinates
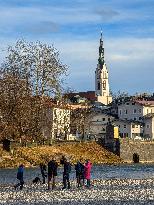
[0,164,154,204]
[0,164,154,185]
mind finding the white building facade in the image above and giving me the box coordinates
[84,113,114,140]
[118,100,154,122]
[42,106,71,141]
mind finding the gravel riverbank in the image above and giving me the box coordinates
[0,179,154,205]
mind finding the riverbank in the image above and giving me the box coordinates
[0,178,154,205]
[0,142,122,168]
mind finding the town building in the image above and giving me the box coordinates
[118,100,154,122]
[42,102,71,142]
[143,113,154,140]
[65,32,112,106]
[95,32,112,105]
[84,112,114,140]
[114,119,143,139]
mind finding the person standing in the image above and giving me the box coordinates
[84,160,92,188]
[40,163,47,184]
[14,164,24,190]
[75,159,84,187]
[48,157,58,190]
[62,158,71,189]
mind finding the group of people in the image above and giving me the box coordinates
[14,156,92,190]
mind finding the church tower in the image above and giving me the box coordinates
[95,32,112,105]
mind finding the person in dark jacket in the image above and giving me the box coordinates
[40,163,47,184]
[75,159,84,187]
[62,158,71,189]
[14,164,24,190]
[48,157,58,190]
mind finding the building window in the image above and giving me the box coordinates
[108,118,110,122]
[102,118,105,121]
[134,117,137,121]
[126,102,129,105]
[132,102,135,105]
[124,109,128,114]
[124,125,127,128]
[118,125,120,128]
[139,109,142,113]
[133,109,137,114]
[147,124,150,128]
[132,125,135,128]
[119,109,122,115]
[98,82,100,90]
[103,80,106,90]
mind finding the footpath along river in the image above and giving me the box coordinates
[0,164,154,204]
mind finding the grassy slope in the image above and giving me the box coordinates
[0,142,122,168]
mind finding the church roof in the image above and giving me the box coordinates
[66,91,97,102]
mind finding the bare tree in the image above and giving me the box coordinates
[70,107,91,139]
[0,40,68,143]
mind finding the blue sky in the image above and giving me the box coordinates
[0,0,154,94]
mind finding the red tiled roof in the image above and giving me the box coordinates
[134,100,154,106]
[66,91,97,101]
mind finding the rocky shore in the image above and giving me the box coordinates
[0,179,154,205]
[0,142,122,168]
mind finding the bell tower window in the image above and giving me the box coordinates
[103,80,106,90]
[98,82,100,90]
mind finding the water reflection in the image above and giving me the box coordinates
[0,164,154,185]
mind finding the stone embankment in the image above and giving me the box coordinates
[0,142,122,168]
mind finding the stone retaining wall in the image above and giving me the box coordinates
[120,139,154,163]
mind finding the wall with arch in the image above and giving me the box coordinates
[120,139,154,163]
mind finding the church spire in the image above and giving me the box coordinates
[98,31,105,67]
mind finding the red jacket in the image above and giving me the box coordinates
[84,161,92,179]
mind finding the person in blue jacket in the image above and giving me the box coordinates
[14,164,24,190]
[75,159,84,187]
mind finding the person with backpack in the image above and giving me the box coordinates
[48,157,58,190]
[75,159,84,187]
[14,164,24,190]
[62,157,71,189]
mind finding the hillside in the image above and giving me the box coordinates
[0,142,122,168]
